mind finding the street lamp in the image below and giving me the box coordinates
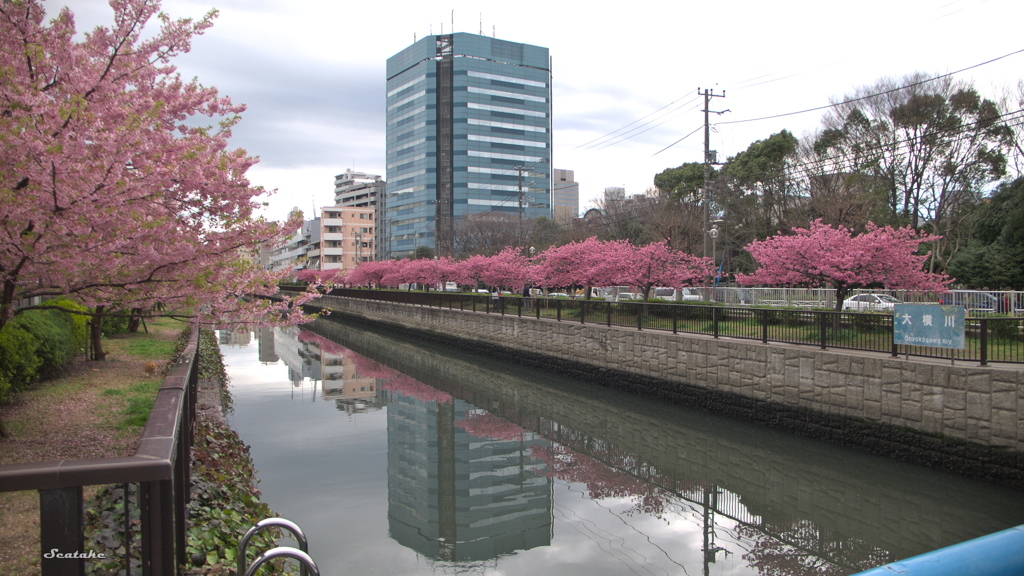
[709,219,723,269]
[708,219,723,300]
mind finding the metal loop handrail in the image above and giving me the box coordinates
[243,546,319,576]
[238,518,310,576]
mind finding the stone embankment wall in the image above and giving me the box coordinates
[313,296,1024,465]
[309,317,1022,551]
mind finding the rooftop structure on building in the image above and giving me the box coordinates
[333,169,387,260]
[334,169,385,207]
[386,32,552,258]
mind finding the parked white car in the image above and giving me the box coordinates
[652,287,701,301]
[842,293,901,311]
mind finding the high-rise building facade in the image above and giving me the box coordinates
[386,33,552,258]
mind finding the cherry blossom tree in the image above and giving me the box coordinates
[534,237,630,296]
[614,240,714,301]
[345,260,393,288]
[0,0,321,357]
[474,247,535,292]
[736,220,952,311]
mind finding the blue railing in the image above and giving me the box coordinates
[852,524,1024,575]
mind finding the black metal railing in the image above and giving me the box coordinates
[296,288,1024,365]
[0,328,201,576]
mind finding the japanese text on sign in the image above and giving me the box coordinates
[893,304,965,349]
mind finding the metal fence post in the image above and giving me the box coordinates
[820,312,828,350]
[712,307,720,339]
[980,318,988,366]
[761,310,769,344]
[140,479,175,576]
[40,487,84,576]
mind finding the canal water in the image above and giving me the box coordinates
[219,318,1024,576]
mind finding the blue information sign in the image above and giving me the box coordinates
[893,304,966,349]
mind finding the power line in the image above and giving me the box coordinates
[787,108,1024,176]
[652,125,703,156]
[714,47,1024,128]
[574,95,700,150]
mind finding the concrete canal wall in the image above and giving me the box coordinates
[312,296,1024,478]
[308,317,1024,554]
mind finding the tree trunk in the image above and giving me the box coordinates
[91,306,107,361]
[128,308,143,333]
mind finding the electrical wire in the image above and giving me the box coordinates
[714,47,1024,128]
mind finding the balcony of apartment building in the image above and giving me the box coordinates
[304,241,321,261]
[321,211,345,227]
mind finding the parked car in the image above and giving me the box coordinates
[842,293,902,311]
[940,291,1005,313]
[652,287,701,301]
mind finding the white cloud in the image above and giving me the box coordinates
[57,0,1024,216]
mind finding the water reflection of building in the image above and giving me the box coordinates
[271,326,385,413]
[219,327,252,346]
[274,325,321,385]
[258,326,278,363]
[387,393,553,561]
[320,349,381,414]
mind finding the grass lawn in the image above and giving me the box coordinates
[0,317,185,576]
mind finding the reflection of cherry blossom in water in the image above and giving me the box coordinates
[735,519,893,576]
[349,349,454,405]
[295,330,455,404]
[297,330,348,355]
[456,411,529,441]
[530,444,677,518]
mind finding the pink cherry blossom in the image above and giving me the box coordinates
[0,0,322,337]
[737,219,952,310]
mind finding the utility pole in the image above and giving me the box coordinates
[515,164,531,247]
[699,87,726,260]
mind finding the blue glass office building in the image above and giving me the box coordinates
[386,33,552,257]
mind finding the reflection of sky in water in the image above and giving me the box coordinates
[219,325,1024,576]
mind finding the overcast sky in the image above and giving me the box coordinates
[58,0,1024,222]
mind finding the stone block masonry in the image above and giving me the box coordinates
[313,295,1024,485]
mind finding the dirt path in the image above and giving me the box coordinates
[0,320,183,575]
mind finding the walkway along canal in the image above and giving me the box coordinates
[301,293,1024,488]
[220,318,1024,576]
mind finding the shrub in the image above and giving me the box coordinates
[0,323,41,394]
[0,373,10,404]
[42,297,89,352]
[101,310,131,336]
[989,318,1022,341]
[11,309,74,380]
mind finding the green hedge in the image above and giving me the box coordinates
[41,297,89,352]
[11,309,74,380]
[0,324,40,400]
[0,302,85,399]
